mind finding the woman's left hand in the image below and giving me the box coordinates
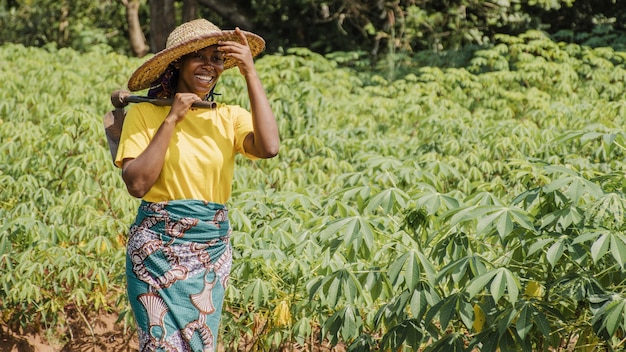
[220,27,280,159]
[218,27,257,77]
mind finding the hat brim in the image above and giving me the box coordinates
[127,30,265,91]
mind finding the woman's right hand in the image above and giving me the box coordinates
[122,93,200,198]
[167,92,201,123]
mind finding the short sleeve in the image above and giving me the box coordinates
[230,105,258,160]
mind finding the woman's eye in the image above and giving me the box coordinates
[186,52,223,64]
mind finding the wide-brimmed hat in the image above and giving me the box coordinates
[127,19,265,91]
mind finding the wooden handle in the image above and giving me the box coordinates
[110,90,217,109]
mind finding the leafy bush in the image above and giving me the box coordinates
[1,30,625,350]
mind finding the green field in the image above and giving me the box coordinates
[1,30,626,351]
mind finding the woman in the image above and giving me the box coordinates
[115,19,279,351]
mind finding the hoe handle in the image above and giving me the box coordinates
[111,90,217,109]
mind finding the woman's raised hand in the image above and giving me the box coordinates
[218,28,257,77]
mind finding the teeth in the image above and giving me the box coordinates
[196,75,213,82]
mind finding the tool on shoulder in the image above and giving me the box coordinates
[103,90,216,164]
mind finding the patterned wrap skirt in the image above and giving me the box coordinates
[126,200,232,352]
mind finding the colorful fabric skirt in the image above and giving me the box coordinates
[126,200,232,352]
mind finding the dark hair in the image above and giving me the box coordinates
[147,63,217,101]
[147,65,178,99]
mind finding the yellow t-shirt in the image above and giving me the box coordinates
[114,102,256,204]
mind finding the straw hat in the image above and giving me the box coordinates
[127,19,265,91]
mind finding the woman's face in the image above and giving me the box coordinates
[176,45,225,97]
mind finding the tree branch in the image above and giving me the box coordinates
[196,0,254,30]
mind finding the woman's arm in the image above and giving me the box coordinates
[219,28,280,159]
[121,93,200,198]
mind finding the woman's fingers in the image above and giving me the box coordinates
[235,27,248,45]
[219,29,253,59]
[169,93,200,121]
[219,28,256,75]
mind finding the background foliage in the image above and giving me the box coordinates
[1,0,625,58]
[1,27,626,350]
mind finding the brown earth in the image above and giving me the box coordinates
[0,314,346,352]
[0,314,137,352]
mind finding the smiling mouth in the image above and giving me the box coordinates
[196,75,215,84]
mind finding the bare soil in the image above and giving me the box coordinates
[0,314,137,352]
[0,314,346,352]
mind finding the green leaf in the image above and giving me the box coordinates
[467,268,519,304]
[327,273,341,307]
[409,287,429,319]
[516,304,532,340]
[342,305,359,340]
[491,270,507,303]
[474,206,535,240]
[459,298,474,330]
[365,187,409,213]
[593,299,626,337]
[609,233,626,269]
[533,305,551,336]
[505,271,520,304]
[388,252,410,287]
[528,238,554,256]
[439,295,457,330]
[416,251,438,286]
[591,233,610,263]
[243,278,269,308]
[415,190,460,213]
[387,250,425,291]
[546,239,565,267]
[466,270,498,298]
[404,251,421,291]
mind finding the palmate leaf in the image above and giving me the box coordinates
[515,301,550,341]
[448,204,536,241]
[388,251,419,291]
[437,254,488,286]
[592,233,626,268]
[318,215,378,260]
[424,292,472,331]
[585,192,626,230]
[574,229,626,268]
[373,290,412,328]
[242,278,270,308]
[364,187,409,214]
[315,268,364,307]
[539,204,585,232]
[387,249,437,289]
[543,165,604,202]
[414,188,460,214]
[592,295,626,338]
[466,268,520,304]
[476,206,536,240]
[410,282,441,320]
[465,191,505,207]
[362,270,387,302]
[381,318,424,351]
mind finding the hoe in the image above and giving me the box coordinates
[103,90,216,163]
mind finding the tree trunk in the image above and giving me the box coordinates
[196,0,254,30]
[182,0,198,22]
[124,0,149,57]
[149,0,176,52]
